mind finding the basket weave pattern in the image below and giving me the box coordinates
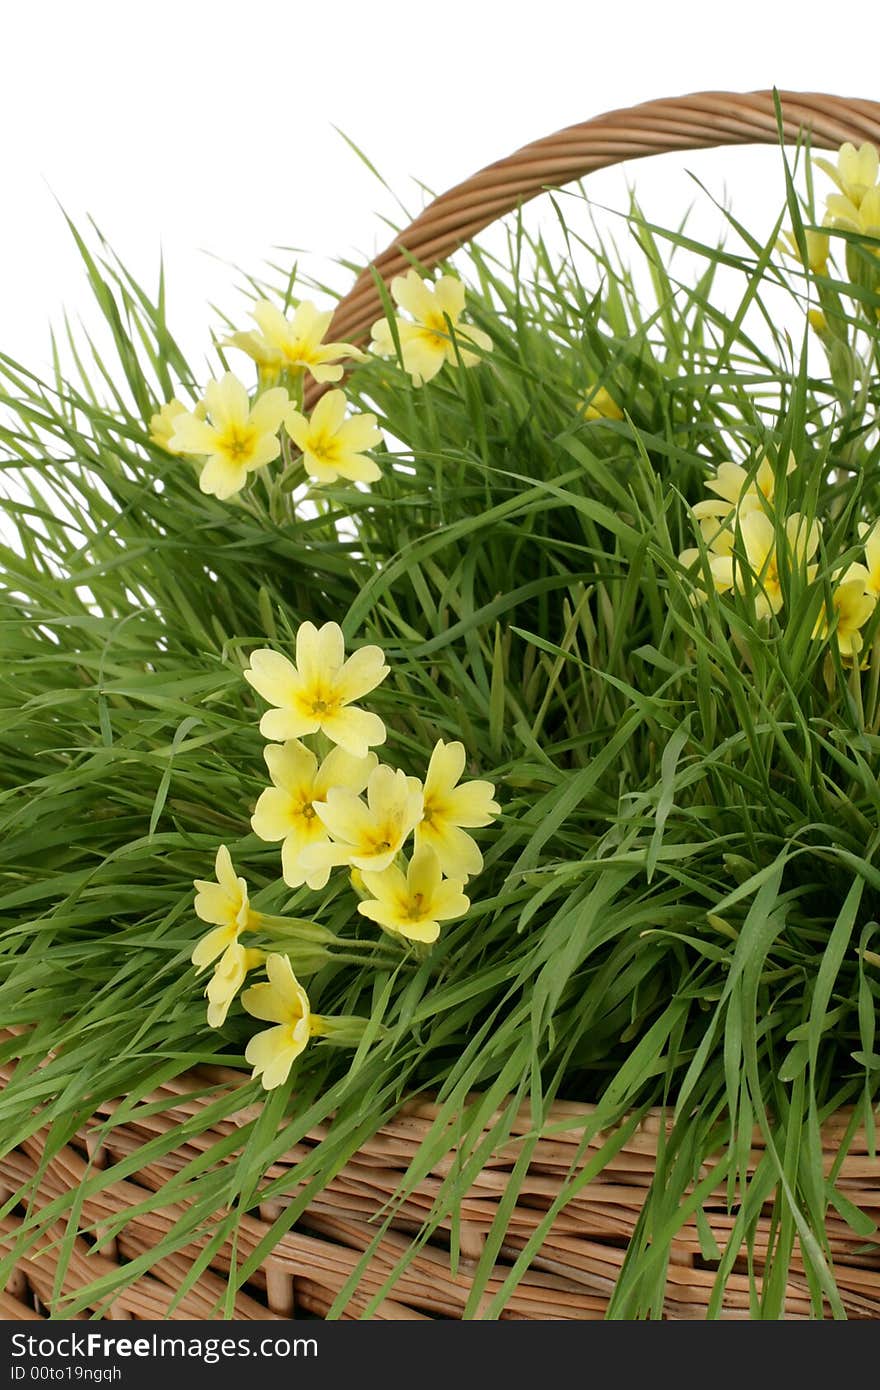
[2,1062,878,1320]
[4,90,880,1320]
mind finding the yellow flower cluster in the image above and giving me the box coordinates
[191,620,499,1090]
[680,452,880,658]
[245,622,499,935]
[149,272,492,497]
[148,299,381,500]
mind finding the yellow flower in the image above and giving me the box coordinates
[689,452,796,558]
[205,943,265,1028]
[244,622,388,758]
[825,186,880,239]
[808,309,829,338]
[414,739,499,880]
[736,511,821,620]
[816,141,879,210]
[285,390,383,486]
[251,740,377,889]
[191,845,260,969]
[370,270,492,386]
[858,521,880,598]
[168,373,288,499]
[694,452,794,520]
[301,763,424,883]
[677,543,735,600]
[779,227,829,274]
[225,300,361,386]
[357,846,469,945]
[149,399,188,452]
[813,564,877,659]
[579,385,624,421]
[242,954,324,1090]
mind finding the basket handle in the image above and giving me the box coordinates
[307,88,880,404]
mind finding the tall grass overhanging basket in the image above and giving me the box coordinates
[3,88,880,1322]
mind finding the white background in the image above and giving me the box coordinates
[3,0,880,376]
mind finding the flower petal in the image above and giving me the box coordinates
[310,389,347,435]
[259,708,320,742]
[199,456,249,499]
[296,621,344,684]
[407,845,443,900]
[192,883,234,926]
[339,413,382,451]
[168,415,217,456]
[204,374,250,431]
[445,779,500,826]
[416,819,483,879]
[432,276,466,322]
[191,922,237,969]
[391,269,436,321]
[245,649,300,707]
[264,739,318,791]
[248,387,289,435]
[244,1025,302,1089]
[251,786,298,842]
[312,785,374,846]
[334,645,390,703]
[358,861,408,909]
[430,879,471,922]
[313,747,377,799]
[319,705,387,757]
[424,740,466,799]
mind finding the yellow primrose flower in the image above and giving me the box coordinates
[357,846,469,945]
[813,564,876,659]
[579,385,624,421]
[736,511,821,620]
[825,186,880,240]
[242,953,325,1090]
[205,943,265,1028]
[414,739,499,880]
[301,763,424,883]
[816,141,879,210]
[244,621,389,758]
[285,390,383,486]
[251,740,377,890]
[370,270,492,386]
[168,373,288,500]
[695,452,795,518]
[225,299,361,386]
[192,845,260,970]
[690,452,796,556]
[677,544,735,600]
[779,227,829,275]
[149,399,188,452]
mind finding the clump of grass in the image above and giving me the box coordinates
[1,139,879,1319]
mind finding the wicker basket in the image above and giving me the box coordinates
[3,89,880,1322]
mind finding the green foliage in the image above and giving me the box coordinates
[1,151,879,1318]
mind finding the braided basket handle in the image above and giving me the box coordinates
[307,88,880,405]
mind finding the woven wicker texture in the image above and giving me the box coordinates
[4,89,880,1320]
[2,1061,879,1320]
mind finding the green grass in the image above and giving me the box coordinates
[1,139,879,1319]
